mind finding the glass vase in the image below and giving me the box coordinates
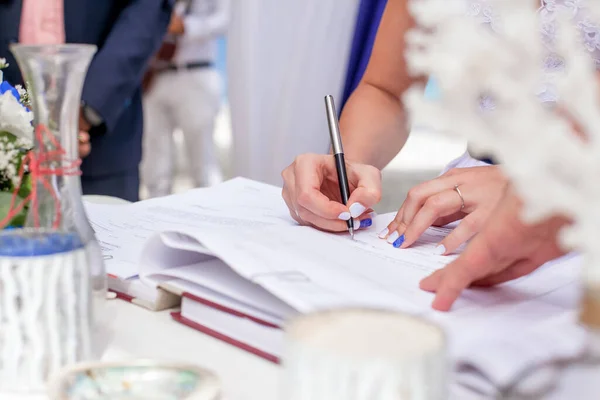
[0,44,107,395]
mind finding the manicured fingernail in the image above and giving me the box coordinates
[434,244,446,255]
[349,203,367,218]
[378,228,389,238]
[393,234,405,248]
[338,212,351,221]
[354,218,372,229]
[387,231,399,244]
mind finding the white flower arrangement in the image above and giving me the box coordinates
[0,90,33,143]
[0,58,33,228]
[403,0,600,283]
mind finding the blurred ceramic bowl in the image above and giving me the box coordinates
[47,360,220,400]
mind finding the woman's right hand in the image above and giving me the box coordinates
[281,154,382,232]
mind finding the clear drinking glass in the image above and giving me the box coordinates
[0,44,107,395]
[281,308,447,400]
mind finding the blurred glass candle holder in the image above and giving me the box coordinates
[281,308,447,400]
[0,44,107,395]
[47,360,221,400]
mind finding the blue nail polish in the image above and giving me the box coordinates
[360,219,372,229]
[393,234,405,248]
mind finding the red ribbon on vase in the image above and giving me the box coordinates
[0,124,82,230]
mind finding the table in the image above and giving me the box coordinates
[102,300,280,400]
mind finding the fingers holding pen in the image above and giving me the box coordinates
[297,204,375,232]
[282,165,374,232]
[346,163,382,218]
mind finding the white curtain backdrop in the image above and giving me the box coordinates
[227,0,360,186]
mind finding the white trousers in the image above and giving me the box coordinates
[141,68,222,198]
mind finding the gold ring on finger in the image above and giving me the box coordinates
[454,185,465,211]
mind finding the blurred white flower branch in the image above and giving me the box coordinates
[404,0,600,264]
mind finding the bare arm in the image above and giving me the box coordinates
[340,0,423,169]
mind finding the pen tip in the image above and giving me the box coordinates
[349,227,355,240]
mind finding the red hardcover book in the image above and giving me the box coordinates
[170,292,283,364]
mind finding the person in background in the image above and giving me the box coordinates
[141,0,229,198]
[0,0,173,202]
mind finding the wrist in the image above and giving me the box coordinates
[80,101,104,131]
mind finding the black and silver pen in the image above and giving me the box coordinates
[324,95,354,239]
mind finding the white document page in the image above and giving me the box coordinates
[86,202,152,279]
[193,213,463,313]
[197,213,579,315]
[140,258,297,321]
[87,178,295,279]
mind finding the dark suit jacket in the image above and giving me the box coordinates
[0,0,173,177]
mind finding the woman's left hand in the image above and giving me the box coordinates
[420,186,568,311]
[380,166,508,254]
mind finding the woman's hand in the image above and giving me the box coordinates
[380,166,508,253]
[281,154,382,232]
[420,187,568,311]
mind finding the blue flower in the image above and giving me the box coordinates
[0,81,20,102]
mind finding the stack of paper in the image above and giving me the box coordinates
[86,179,296,309]
[86,177,588,397]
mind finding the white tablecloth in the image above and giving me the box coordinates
[101,301,280,400]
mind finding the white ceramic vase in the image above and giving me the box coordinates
[0,245,91,393]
